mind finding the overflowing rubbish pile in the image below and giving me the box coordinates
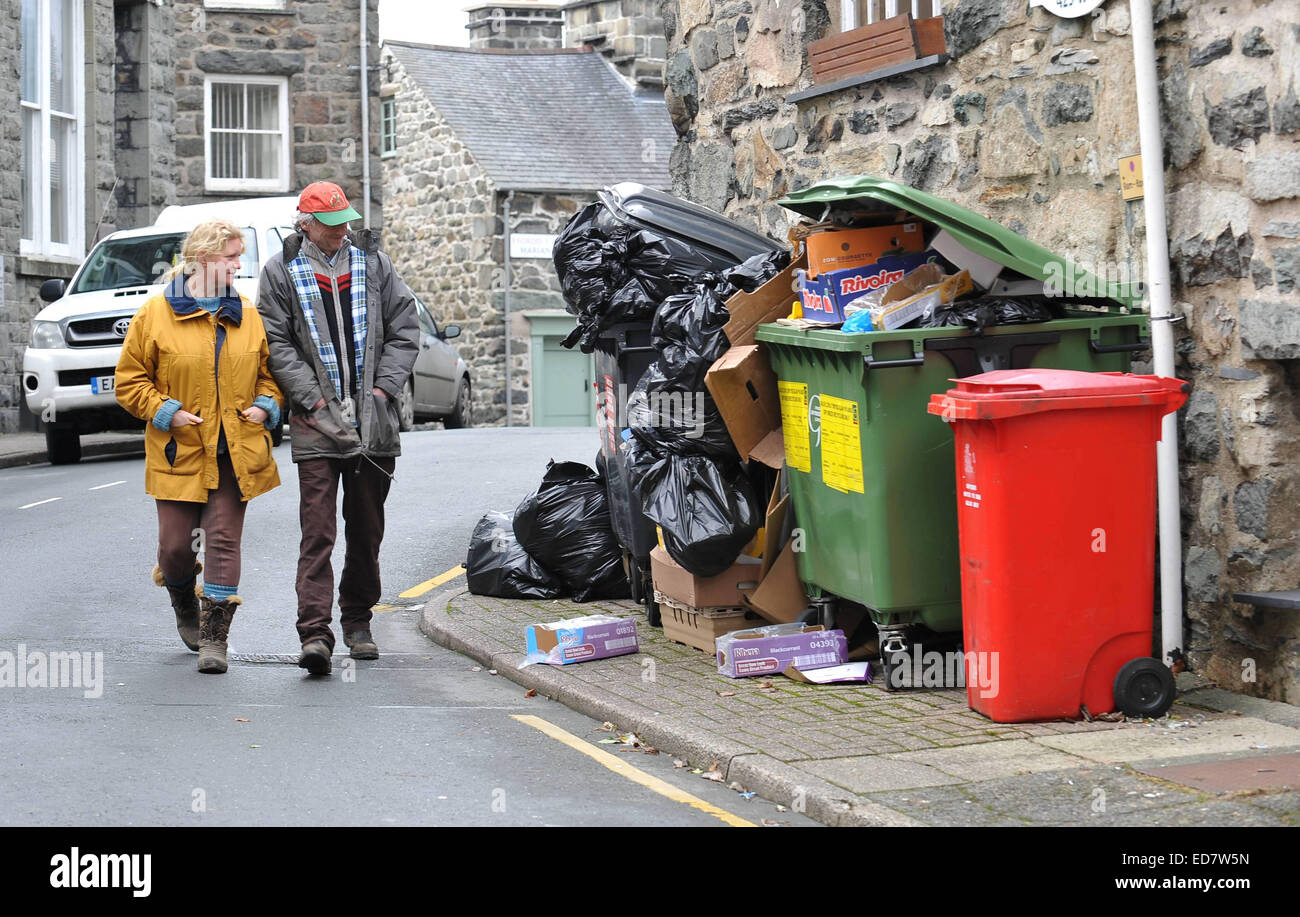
[465,176,1162,713]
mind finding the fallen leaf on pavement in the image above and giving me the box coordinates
[618,733,642,747]
[597,722,617,732]
[524,689,537,698]
[702,771,725,782]
[234,718,249,723]
[598,738,619,745]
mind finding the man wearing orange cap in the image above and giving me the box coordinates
[257,181,418,675]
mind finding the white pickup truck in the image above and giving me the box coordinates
[22,198,296,464]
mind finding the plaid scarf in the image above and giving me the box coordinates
[286,245,368,399]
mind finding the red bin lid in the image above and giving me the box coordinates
[927,370,1190,421]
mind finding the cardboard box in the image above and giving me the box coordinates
[716,624,849,678]
[523,615,639,666]
[722,251,806,347]
[848,268,974,333]
[650,546,762,609]
[804,223,925,279]
[797,251,938,323]
[660,604,760,653]
[743,541,810,624]
[705,345,785,469]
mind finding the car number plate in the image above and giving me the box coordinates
[90,375,115,395]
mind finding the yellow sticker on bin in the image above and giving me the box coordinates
[777,381,812,473]
[820,394,864,494]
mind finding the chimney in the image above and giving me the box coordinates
[465,3,565,50]
[561,0,666,90]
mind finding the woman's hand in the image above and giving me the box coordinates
[241,406,269,424]
[170,410,203,428]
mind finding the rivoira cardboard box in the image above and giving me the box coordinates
[716,624,848,678]
[523,615,638,666]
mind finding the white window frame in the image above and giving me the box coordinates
[380,96,397,158]
[20,0,85,261]
[203,75,291,194]
[203,1,288,10]
[841,0,940,30]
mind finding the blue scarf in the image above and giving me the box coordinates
[285,246,368,398]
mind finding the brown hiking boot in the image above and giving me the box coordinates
[153,562,202,652]
[298,640,332,676]
[197,594,240,674]
[343,629,379,660]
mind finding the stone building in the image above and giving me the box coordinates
[664,0,1299,702]
[2,0,381,433]
[380,18,674,427]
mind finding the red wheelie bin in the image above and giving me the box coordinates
[927,369,1189,723]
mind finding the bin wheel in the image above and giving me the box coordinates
[878,632,910,693]
[1112,658,1176,719]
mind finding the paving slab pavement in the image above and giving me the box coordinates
[422,587,1300,827]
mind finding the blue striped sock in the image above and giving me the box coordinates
[203,583,238,602]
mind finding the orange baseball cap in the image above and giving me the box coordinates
[297,181,362,226]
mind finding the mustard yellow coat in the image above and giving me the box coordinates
[115,286,283,503]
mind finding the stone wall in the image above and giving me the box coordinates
[380,50,502,425]
[466,4,564,50]
[172,0,383,225]
[1,0,118,433]
[380,49,595,427]
[564,0,668,88]
[114,0,176,229]
[666,0,1300,702]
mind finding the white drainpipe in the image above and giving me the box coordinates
[1130,0,1184,668]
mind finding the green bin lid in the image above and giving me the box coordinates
[779,175,1142,311]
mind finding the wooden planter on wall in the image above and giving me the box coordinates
[808,14,946,86]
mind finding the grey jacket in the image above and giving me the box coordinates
[258,229,418,462]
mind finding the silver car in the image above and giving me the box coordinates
[399,296,471,430]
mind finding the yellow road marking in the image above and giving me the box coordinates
[510,714,755,827]
[399,565,465,599]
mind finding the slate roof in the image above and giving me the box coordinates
[385,42,675,193]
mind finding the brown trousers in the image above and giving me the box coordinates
[294,455,395,650]
[156,452,247,589]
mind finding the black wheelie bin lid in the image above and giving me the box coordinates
[779,175,1144,311]
[598,182,781,266]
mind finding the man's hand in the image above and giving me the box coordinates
[373,387,388,400]
[170,410,203,428]
[311,397,327,411]
[241,405,269,424]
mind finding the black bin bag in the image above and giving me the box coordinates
[513,461,631,602]
[466,512,564,600]
[634,452,762,578]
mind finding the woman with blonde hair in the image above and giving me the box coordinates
[116,219,284,674]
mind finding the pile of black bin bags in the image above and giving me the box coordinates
[466,202,790,602]
[466,460,630,602]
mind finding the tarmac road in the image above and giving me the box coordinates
[0,426,818,827]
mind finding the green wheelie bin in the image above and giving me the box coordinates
[753,176,1150,684]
